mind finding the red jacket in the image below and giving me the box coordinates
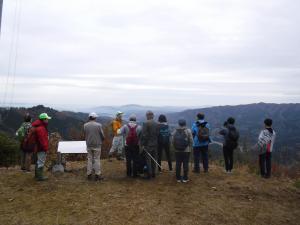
[32,119,49,152]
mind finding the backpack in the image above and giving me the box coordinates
[126,125,139,146]
[158,124,170,144]
[173,129,189,151]
[21,127,38,152]
[228,126,239,142]
[197,123,210,142]
[226,126,239,149]
[16,123,31,142]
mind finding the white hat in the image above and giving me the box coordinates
[116,111,124,116]
[89,112,98,118]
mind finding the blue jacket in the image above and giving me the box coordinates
[191,120,211,147]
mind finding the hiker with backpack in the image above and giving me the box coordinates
[108,111,124,161]
[172,119,193,183]
[141,111,159,179]
[219,117,240,173]
[16,113,32,172]
[157,114,172,172]
[84,112,105,181]
[118,114,142,178]
[255,118,276,179]
[29,113,52,181]
[191,113,211,173]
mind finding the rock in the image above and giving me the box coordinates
[52,164,64,173]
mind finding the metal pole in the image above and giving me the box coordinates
[143,148,163,170]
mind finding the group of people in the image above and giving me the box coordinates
[83,111,276,183]
[16,110,276,182]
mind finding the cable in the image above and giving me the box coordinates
[9,0,22,108]
[2,0,18,108]
[2,0,21,109]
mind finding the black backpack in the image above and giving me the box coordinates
[158,124,170,144]
[173,129,189,151]
[226,126,239,148]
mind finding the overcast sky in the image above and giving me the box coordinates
[0,0,299,109]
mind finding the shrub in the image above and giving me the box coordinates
[0,132,20,167]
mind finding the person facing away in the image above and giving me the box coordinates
[219,117,240,173]
[16,113,33,172]
[84,112,105,181]
[118,114,142,178]
[108,111,124,161]
[172,119,193,183]
[31,113,52,181]
[191,113,211,173]
[157,114,172,172]
[141,110,159,179]
[256,118,276,179]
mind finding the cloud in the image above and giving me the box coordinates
[0,0,299,108]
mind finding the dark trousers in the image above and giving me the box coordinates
[193,146,209,172]
[125,145,140,177]
[223,146,234,171]
[259,152,272,177]
[157,142,172,171]
[144,146,157,178]
[175,152,190,180]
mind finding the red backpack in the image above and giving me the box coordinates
[21,127,38,152]
[126,125,139,146]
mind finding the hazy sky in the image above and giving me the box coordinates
[0,0,300,108]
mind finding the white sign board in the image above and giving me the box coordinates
[58,141,87,154]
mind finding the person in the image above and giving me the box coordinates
[16,113,32,172]
[219,117,239,173]
[118,114,142,178]
[172,119,193,183]
[108,111,124,161]
[157,114,172,172]
[191,113,211,173]
[141,111,159,179]
[256,118,276,179]
[32,113,52,181]
[84,112,105,181]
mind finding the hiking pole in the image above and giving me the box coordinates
[143,148,163,170]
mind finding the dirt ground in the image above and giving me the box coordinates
[0,160,299,225]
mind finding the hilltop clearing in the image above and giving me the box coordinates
[0,161,299,225]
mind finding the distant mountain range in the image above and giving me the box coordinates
[84,104,204,121]
[1,103,299,155]
[166,103,300,150]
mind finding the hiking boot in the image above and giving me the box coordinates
[87,174,93,181]
[95,175,104,181]
[36,167,48,181]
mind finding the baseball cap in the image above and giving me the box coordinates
[39,113,52,120]
[89,112,98,118]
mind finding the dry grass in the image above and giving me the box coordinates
[0,161,299,225]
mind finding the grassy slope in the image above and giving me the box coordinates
[0,161,299,225]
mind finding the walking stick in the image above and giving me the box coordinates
[143,148,163,170]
